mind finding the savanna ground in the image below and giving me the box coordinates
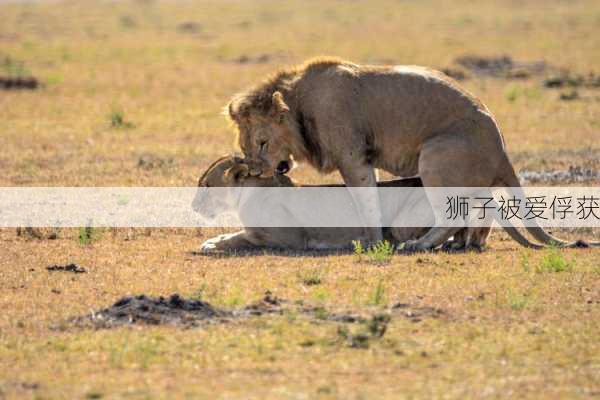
[1,0,599,398]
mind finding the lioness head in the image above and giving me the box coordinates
[192,155,293,215]
[228,91,300,177]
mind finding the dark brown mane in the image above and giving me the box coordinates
[228,57,346,120]
[228,71,296,119]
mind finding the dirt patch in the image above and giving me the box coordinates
[543,72,600,89]
[47,263,87,274]
[68,292,445,333]
[230,53,273,64]
[72,294,228,328]
[442,54,548,79]
[519,166,600,184]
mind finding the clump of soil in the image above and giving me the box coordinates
[442,55,548,80]
[519,166,600,184]
[0,76,40,90]
[47,263,87,274]
[16,227,58,240]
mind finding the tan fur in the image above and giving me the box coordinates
[193,156,437,253]
[227,57,594,250]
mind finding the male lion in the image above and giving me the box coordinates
[192,156,560,253]
[227,57,594,250]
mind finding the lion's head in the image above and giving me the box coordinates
[228,90,302,177]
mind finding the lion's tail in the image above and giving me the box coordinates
[494,160,598,249]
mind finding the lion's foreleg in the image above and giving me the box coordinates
[200,230,256,253]
[338,163,384,245]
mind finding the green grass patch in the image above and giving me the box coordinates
[536,248,574,273]
[353,240,394,265]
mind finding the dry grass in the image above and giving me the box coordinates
[0,0,599,398]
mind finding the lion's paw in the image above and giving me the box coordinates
[402,239,432,253]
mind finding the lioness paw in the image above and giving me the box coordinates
[199,240,218,254]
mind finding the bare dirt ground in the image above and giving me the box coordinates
[0,0,599,398]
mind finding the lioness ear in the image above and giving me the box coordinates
[271,91,290,122]
[225,163,249,182]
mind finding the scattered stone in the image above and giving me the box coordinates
[47,263,87,273]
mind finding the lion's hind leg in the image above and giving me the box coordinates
[406,120,502,251]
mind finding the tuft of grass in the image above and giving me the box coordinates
[312,287,330,302]
[505,85,541,103]
[1,56,31,78]
[313,307,329,320]
[299,268,323,286]
[78,226,100,245]
[109,109,135,129]
[353,240,394,265]
[521,250,531,272]
[190,285,206,301]
[507,291,530,311]
[368,279,386,306]
[224,289,244,306]
[536,248,574,273]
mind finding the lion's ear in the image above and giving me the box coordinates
[271,91,290,122]
[224,163,249,182]
[227,96,250,123]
